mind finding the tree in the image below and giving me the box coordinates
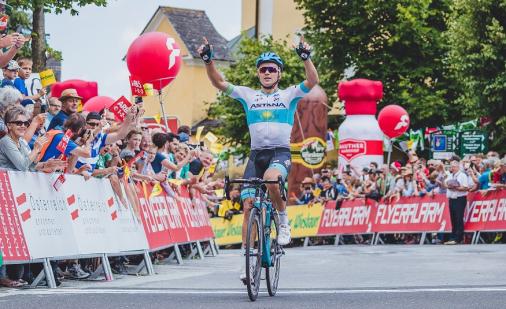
[207,36,305,156]
[294,0,463,129]
[446,0,506,152]
[9,0,107,71]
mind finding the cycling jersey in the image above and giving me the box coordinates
[225,82,310,150]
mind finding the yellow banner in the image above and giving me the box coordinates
[204,131,218,144]
[195,126,204,142]
[39,69,57,88]
[211,204,324,245]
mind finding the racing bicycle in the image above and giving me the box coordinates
[224,176,286,301]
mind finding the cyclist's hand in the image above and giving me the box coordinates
[197,36,213,64]
[294,35,311,61]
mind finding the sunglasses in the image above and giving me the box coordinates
[258,66,278,74]
[9,120,30,127]
[87,122,100,127]
[141,127,149,131]
[49,104,61,108]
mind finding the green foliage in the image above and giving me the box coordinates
[446,0,506,152]
[9,0,107,15]
[294,0,463,129]
[207,36,306,157]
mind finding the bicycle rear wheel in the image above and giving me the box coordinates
[246,207,263,301]
[266,211,281,296]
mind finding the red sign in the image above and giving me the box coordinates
[56,129,73,154]
[52,173,66,191]
[464,190,506,232]
[0,171,30,261]
[339,139,383,161]
[0,16,9,32]
[373,195,451,233]
[109,96,132,122]
[318,199,376,235]
[129,76,146,96]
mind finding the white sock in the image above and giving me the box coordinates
[278,211,289,225]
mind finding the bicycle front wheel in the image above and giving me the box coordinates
[266,211,281,296]
[246,207,263,301]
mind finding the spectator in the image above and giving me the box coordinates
[0,32,25,68]
[0,87,23,137]
[292,177,315,205]
[320,175,338,202]
[312,173,323,190]
[120,129,142,160]
[44,97,62,130]
[444,160,469,245]
[14,57,46,105]
[47,89,81,131]
[491,158,506,188]
[1,60,20,89]
[177,125,191,143]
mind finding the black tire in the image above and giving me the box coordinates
[266,212,281,296]
[246,207,263,301]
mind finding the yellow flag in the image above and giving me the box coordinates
[208,162,216,174]
[39,69,56,88]
[210,143,223,154]
[149,183,163,199]
[313,188,321,197]
[214,189,224,198]
[123,165,131,179]
[168,179,183,186]
[204,131,218,144]
[143,83,154,96]
[154,113,161,124]
[77,100,83,113]
[195,126,204,142]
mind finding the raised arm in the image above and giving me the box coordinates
[294,35,319,90]
[197,37,229,92]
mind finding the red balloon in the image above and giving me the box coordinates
[51,79,98,103]
[126,32,182,90]
[378,105,410,139]
[83,96,115,113]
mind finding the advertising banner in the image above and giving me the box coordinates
[318,199,375,235]
[178,188,214,242]
[0,171,30,262]
[373,195,451,233]
[464,190,506,232]
[8,172,79,259]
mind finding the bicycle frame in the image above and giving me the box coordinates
[252,187,274,268]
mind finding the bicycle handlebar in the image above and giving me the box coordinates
[224,176,287,201]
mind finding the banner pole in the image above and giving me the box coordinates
[158,89,170,132]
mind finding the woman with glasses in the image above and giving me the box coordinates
[0,106,46,171]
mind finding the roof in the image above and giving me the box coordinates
[191,118,222,134]
[142,6,232,61]
[227,26,256,57]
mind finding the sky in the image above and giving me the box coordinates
[45,0,242,98]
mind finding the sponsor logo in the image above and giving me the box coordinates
[250,102,287,109]
[291,137,326,168]
[339,139,367,161]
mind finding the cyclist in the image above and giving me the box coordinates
[198,35,319,281]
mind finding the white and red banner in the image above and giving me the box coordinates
[0,171,30,262]
[1,171,214,261]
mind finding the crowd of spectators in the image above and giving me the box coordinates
[0,47,221,287]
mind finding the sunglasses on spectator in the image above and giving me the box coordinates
[141,126,149,131]
[87,121,100,127]
[258,66,278,74]
[9,120,30,127]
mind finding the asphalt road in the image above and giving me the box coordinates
[1,244,506,308]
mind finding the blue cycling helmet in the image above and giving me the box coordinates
[255,52,284,71]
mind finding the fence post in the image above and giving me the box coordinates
[471,231,477,245]
[334,234,340,246]
[174,244,183,264]
[303,237,310,247]
[419,232,427,245]
[143,250,155,275]
[43,258,57,288]
[101,254,114,281]
[212,239,220,255]
[196,241,205,260]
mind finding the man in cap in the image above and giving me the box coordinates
[47,88,82,131]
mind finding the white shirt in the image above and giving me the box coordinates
[446,171,468,199]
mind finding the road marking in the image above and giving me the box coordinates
[2,286,506,298]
